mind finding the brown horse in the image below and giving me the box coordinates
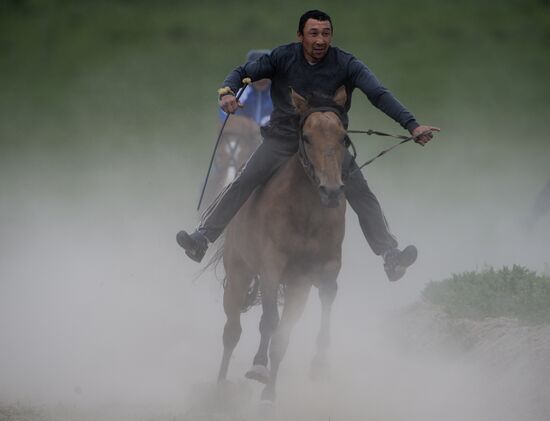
[217,86,348,402]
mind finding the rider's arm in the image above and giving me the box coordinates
[219,52,276,114]
[221,53,276,98]
[347,57,419,133]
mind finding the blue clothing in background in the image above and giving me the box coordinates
[218,85,273,126]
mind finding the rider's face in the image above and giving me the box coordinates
[298,19,332,64]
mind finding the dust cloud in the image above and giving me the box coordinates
[0,122,549,421]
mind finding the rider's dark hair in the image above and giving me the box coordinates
[298,10,333,35]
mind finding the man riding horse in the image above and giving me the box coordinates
[177,9,439,282]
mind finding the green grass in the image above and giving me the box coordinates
[423,265,550,324]
[2,0,550,144]
[1,0,549,191]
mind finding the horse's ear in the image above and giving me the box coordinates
[333,86,347,107]
[290,88,308,114]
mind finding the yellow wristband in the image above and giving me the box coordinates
[217,86,235,97]
[218,79,251,98]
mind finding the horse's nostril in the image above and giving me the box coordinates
[319,184,344,200]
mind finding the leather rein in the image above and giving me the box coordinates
[298,108,435,182]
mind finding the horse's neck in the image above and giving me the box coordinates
[279,154,326,212]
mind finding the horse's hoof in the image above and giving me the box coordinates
[245,364,270,384]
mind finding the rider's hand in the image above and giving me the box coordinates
[410,125,440,146]
[219,94,243,114]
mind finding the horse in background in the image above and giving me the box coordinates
[217,86,349,402]
[200,115,261,213]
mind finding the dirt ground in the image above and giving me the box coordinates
[393,302,550,421]
[2,301,549,421]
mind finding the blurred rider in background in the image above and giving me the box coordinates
[200,49,273,211]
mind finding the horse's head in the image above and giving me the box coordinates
[291,86,348,208]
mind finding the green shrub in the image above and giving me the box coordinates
[422,265,550,324]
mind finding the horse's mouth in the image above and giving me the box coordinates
[320,192,342,208]
[319,184,344,208]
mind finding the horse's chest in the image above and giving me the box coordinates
[284,213,344,254]
[257,169,345,258]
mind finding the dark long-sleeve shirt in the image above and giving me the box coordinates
[222,42,419,139]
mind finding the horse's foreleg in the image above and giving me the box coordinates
[311,277,338,381]
[218,273,249,382]
[261,280,311,402]
[246,282,280,385]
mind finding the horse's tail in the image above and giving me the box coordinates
[196,235,261,313]
[194,235,225,282]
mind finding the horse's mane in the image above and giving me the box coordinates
[304,90,345,115]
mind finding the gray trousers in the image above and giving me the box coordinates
[199,136,398,255]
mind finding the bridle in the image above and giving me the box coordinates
[298,106,357,185]
[299,108,436,183]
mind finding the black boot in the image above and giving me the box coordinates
[383,245,417,282]
[176,230,208,263]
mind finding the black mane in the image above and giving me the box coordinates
[305,90,345,114]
